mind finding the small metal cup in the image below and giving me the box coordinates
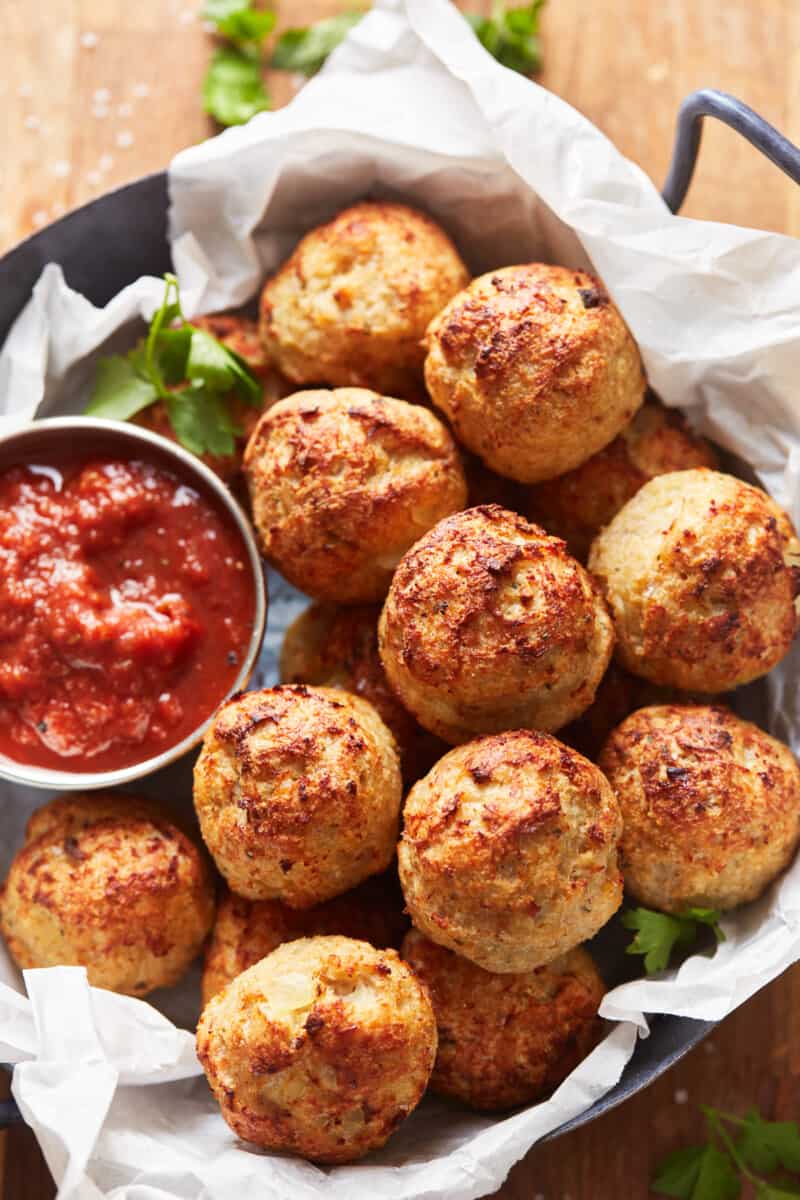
[0,416,267,791]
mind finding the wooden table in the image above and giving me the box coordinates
[2,2,799,1196]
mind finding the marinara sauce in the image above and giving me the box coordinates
[0,454,256,772]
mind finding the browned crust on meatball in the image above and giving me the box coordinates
[197,936,437,1163]
[424,264,646,483]
[279,602,446,785]
[243,387,467,603]
[0,792,214,996]
[193,685,402,907]
[588,469,800,692]
[201,872,409,1004]
[378,505,614,743]
[598,704,800,912]
[398,731,623,972]
[259,201,470,398]
[526,400,719,560]
[402,930,604,1110]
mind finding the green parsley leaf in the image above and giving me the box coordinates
[468,1,545,76]
[739,1111,800,1176]
[692,1146,741,1200]
[203,45,271,126]
[152,326,193,387]
[271,12,364,75]
[653,1144,740,1200]
[204,0,276,47]
[87,274,262,460]
[622,907,725,975]
[186,329,261,405]
[166,387,240,458]
[652,1146,709,1197]
[86,357,158,421]
[757,1186,800,1199]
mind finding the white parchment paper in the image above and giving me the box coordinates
[2,0,800,1196]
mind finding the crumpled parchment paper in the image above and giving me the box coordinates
[2,1,800,1197]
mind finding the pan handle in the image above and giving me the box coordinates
[662,87,800,213]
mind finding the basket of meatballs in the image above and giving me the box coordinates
[1,194,799,1180]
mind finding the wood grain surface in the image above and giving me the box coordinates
[1,1,799,1197]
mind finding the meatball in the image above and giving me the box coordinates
[244,388,467,603]
[599,705,800,913]
[526,400,719,560]
[0,792,214,996]
[197,935,437,1163]
[259,201,469,398]
[137,313,292,481]
[378,505,614,743]
[202,873,409,1004]
[424,264,645,483]
[398,731,623,973]
[280,602,445,785]
[402,930,604,1110]
[193,686,402,906]
[588,469,800,692]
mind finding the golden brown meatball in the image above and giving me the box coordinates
[193,686,402,907]
[244,388,467,603]
[202,873,409,1004]
[398,731,623,973]
[280,602,446,786]
[599,705,800,913]
[402,930,604,1110]
[526,400,719,560]
[0,792,214,996]
[588,469,800,692]
[424,264,645,483]
[378,505,614,743]
[259,201,469,398]
[197,935,437,1163]
[137,314,293,482]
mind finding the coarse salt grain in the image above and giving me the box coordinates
[92,105,109,119]
[674,1088,689,1104]
[51,160,71,178]
[23,115,41,131]
[80,31,99,49]
[17,83,33,98]
[98,154,114,172]
[31,211,48,229]
[86,170,102,186]
[132,82,150,98]
[179,9,195,24]
[93,87,111,104]
[115,131,134,149]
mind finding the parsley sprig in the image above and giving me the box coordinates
[201,2,546,127]
[86,275,261,458]
[622,906,725,975]
[467,1,545,76]
[271,12,364,75]
[653,1106,800,1199]
[203,2,275,125]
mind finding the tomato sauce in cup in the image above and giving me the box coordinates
[0,453,257,773]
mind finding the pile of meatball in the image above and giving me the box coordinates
[4,201,800,1167]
